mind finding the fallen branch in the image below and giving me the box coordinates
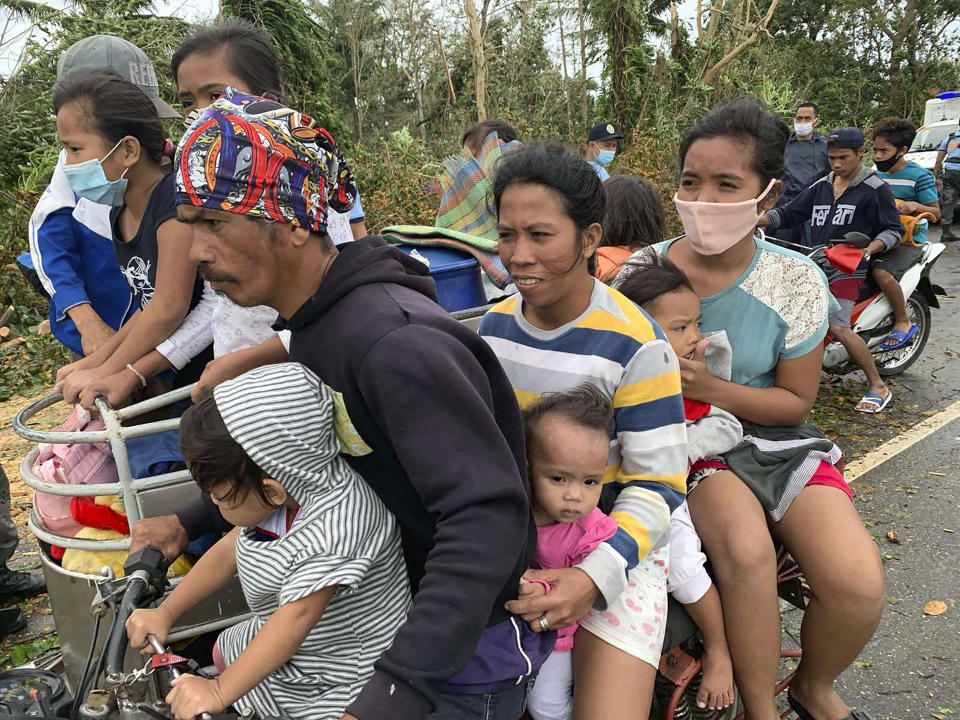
[0,306,12,328]
[0,336,26,351]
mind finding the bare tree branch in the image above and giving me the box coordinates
[701,0,778,85]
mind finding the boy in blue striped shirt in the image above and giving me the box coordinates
[872,118,941,349]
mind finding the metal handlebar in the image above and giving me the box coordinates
[145,634,214,720]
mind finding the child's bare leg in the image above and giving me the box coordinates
[682,585,735,710]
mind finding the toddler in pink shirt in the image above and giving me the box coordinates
[522,384,618,720]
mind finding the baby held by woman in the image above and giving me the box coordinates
[527,255,745,718]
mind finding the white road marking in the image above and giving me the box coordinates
[845,397,960,480]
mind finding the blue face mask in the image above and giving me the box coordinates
[62,139,129,207]
[596,149,616,166]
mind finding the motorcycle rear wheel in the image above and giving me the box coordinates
[872,291,931,376]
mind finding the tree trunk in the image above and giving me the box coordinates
[415,83,427,142]
[670,2,682,58]
[557,0,573,136]
[350,26,363,143]
[577,0,588,128]
[609,0,629,131]
[437,32,457,106]
[704,0,724,42]
[700,0,778,86]
[464,0,487,120]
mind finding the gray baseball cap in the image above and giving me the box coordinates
[57,35,180,119]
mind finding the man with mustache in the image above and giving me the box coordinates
[157,91,548,720]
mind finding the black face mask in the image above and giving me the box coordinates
[874,152,903,172]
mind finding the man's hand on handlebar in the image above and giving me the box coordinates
[126,606,174,652]
[130,515,189,562]
[166,674,227,720]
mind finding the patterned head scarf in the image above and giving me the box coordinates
[175,88,357,234]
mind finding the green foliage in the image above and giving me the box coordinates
[351,128,442,230]
[1,634,59,669]
[224,0,346,135]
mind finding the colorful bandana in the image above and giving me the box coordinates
[175,88,357,233]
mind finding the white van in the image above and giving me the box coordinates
[924,92,960,125]
[905,120,956,171]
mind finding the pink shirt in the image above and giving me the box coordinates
[535,508,619,650]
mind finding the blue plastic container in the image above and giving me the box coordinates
[395,245,487,312]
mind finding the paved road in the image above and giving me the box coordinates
[882,227,960,412]
[829,414,960,719]
[780,227,960,719]
[740,227,960,718]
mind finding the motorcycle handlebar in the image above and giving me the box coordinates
[104,571,152,681]
[145,633,213,720]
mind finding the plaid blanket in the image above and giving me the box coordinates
[384,131,521,289]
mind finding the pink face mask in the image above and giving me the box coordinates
[673,179,777,256]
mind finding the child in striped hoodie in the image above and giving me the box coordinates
[126,363,410,720]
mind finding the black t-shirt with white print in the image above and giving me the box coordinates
[111,170,208,385]
[111,171,202,312]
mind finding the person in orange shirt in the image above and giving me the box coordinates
[595,176,666,282]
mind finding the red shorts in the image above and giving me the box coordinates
[806,460,853,501]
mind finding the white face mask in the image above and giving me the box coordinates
[794,121,815,137]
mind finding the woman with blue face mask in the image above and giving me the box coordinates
[53,70,204,404]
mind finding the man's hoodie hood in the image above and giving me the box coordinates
[213,363,351,503]
[282,236,438,333]
[825,164,875,190]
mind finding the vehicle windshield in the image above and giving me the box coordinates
[909,125,955,152]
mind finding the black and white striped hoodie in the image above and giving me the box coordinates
[213,363,411,720]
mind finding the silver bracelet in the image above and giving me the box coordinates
[126,364,148,388]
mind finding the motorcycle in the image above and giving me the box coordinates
[776,231,947,376]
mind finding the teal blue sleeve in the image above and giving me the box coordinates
[915,169,939,205]
[781,313,830,360]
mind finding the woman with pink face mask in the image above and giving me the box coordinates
[616,98,884,720]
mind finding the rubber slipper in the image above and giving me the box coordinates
[788,691,876,720]
[855,389,892,414]
[880,324,918,350]
[788,692,815,720]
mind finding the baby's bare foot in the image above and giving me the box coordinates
[697,645,735,710]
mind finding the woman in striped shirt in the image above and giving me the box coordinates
[126,363,410,720]
[479,144,687,718]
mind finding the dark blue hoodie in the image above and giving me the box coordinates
[765,166,903,250]
[277,236,551,719]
